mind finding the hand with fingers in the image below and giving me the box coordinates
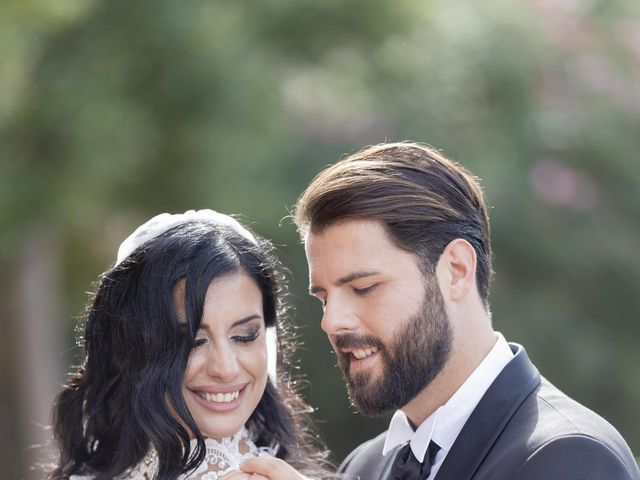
[218,470,255,480]
[239,457,311,480]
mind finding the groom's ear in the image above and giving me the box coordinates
[436,238,477,303]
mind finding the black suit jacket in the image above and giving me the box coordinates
[338,344,640,479]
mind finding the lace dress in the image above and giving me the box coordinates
[69,427,277,480]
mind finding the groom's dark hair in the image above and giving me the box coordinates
[294,141,493,308]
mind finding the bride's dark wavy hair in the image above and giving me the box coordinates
[48,220,331,479]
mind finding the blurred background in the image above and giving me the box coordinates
[1,0,639,478]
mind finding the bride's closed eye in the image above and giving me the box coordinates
[231,329,261,344]
[193,337,208,348]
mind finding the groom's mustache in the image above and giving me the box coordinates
[334,333,384,351]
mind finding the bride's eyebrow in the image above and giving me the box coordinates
[190,315,263,333]
[230,315,263,328]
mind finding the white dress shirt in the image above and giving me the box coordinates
[382,332,514,480]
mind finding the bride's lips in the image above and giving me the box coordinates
[188,384,248,412]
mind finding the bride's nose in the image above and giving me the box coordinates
[205,343,240,382]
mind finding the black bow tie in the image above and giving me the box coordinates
[390,440,441,480]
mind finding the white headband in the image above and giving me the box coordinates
[116,209,256,266]
[115,209,277,380]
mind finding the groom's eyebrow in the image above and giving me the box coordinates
[309,270,381,294]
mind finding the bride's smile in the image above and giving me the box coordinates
[180,271,269,439]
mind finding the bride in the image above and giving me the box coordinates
[47,210,332,480]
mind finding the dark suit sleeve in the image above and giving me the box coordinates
[512,435,640,480]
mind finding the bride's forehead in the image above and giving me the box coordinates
[173,273,264,330]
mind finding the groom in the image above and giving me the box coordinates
[293,142,640,479]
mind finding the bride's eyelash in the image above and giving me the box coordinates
[193,337,208,348]
[191,327,261,348]
[233,329,260,344]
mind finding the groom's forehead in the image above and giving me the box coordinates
[305,221,422,286]
[306,221,386,261]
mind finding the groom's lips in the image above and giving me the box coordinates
[339,346,380,373]
[340,345,380,359]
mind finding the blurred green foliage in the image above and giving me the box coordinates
[1,0,639,477]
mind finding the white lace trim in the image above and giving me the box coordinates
[70,427,277,480]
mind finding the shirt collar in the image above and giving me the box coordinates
[382,332,513,462]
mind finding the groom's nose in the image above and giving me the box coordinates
[321,298,360,335]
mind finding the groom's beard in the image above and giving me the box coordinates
[334,278,453,416]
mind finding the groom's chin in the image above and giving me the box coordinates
[348,389,397,417]
[345,373,394,417]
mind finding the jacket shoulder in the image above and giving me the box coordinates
[513,434,640,480]
[338,431,388,476]
[477,377,640,479]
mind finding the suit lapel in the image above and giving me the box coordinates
[435,344,540,480]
